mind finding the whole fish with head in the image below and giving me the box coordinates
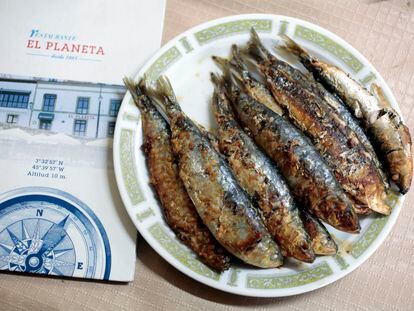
[223,44,387,198]
[124,78,231,271]
[214,64,359,233]
[280,35,412,194]
[148,75,283,268]
[211,72,314,262]
[242,29,389,215]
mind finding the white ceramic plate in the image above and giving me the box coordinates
[113,14,405,297]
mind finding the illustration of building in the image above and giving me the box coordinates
[0,76,125,138]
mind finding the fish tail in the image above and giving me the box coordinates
[212,47,248,86]
[156,75,177,103]
[210,74,226,116]
[123,77,147,111]
[212,56,232,86]
[212,56,240,98]
[210,72,228,105]
[137,77,151,95]
[145,75,181,114]
[212,71,234,101]
[210,72,234,114]
[231,44,249,71]
[230,45,255,85]
[210,72,225,92]
[241,27,271,64]
[212,55,233,80]
[211,72,234,105]
[279,35,313,64]
[212,55,240,84]
[232,45,266,86]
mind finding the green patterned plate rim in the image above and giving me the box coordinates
[113,14,405,297]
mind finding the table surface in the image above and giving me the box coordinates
[1,0,414,310]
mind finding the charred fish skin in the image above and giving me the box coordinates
[192,119,221,153]
[236,35,382,188]
[235,39,386,194]
[281,35,413,194]
[124,78,231,271]
[300,210,337,256]
[219,45,368,214]
[262,57,389,209]
[263,67,389,215]
[211,73,315,263]
[305,76,390,192]
[152,76,283,268]
[229,85,359,233]
[267,47,389,191]
[242,29,389,215]
[216,53,359,231]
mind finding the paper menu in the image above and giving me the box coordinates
[0,0,166,281]
[0,127,136,281]
[0,0,166,85]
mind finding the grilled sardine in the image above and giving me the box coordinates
[211,73,314,262]
[228,42,386,194]
[281,35,413,194]
[150,76,283,268]
[267,45,390,193]
[243,30,389,215]
[124,78,231,271]
[218,70,359,233]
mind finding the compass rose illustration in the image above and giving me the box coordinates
[1,216,76,275]
[0,187,111,280]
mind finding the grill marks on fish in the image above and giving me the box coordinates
[211,73,314,262]
[281,35,413,194]
[151,76,283,268]
[124,78,230,271]
[226,83,359,233]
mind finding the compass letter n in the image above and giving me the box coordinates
[36,209,44,217]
